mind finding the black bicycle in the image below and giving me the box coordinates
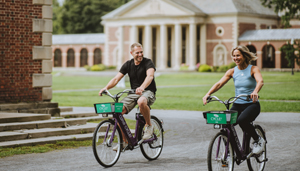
[92,89,164,167]
[203,94,268,171]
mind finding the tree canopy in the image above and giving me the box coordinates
[260,0,300,28]
[53,0,130,34]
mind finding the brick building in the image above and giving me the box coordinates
[99,0,300,70]
[0,0,59,115]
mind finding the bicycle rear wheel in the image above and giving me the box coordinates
[247,124,267,171]
[92,120,122,167]
[208,131,234,171]
[139,115,164,160]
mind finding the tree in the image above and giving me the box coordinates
[280,41,300,75]
[53,0,130,34]
[260,0,300,28]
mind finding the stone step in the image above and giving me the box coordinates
[0,113,51,124]
[0,133,95,148]
[0,123,98,142]
[59,107,73,112]
[60,111,98,118]
[0,118,89,132]
[0,129,135,148]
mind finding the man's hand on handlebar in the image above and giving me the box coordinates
[135,87,144,95]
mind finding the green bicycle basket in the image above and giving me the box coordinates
[94,102,123,114]
[203,110,238,124]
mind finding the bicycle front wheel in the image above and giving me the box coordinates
[139,115,164,160]
[92,120,122,167]
[247,124,267,171]
[208,131,234,171]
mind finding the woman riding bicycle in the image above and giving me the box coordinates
[202,45,265,155]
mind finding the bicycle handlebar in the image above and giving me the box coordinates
[206,94,257,105]
[101,89,136,102]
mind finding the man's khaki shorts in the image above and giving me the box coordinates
[120,90,156,114]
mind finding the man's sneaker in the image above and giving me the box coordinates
[113,142,128,152]
[142,125,154,140]
[252,136,266,154]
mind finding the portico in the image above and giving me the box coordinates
[102,0,206,70]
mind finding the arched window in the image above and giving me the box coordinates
[54,49,62,67]
[67,49,75,67]
[262,45,275,68]
[280,44,290,68]
[246,45,257,66]
[94,48,102,65]
[80,48,88,67]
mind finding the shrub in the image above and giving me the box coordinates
[107,65,116,70]
[180,64,189,70]
[84,65,90,71]
[217,65,229,72]
[212,66,219,72]
[228,62,237,69]
[90,64,106,71]
[198,64,212,72]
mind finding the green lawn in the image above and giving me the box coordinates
[52,71,300,112]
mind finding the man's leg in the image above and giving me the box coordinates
[137,96,151,126]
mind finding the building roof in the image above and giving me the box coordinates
[239,29,300,41]
[102,0,277,20]
[52,33,105,45]
[189,0,276,16]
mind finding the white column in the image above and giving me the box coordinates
[189,23,196,70]
[117,25,124,70]
[88,52,93,66]
[62,52,67,68]
[75,52,80,68]
[174,24,182,70]
[104,25,110,66]
[200,24,206,65]
[159,24,167,70]
[117,26,125,88]
[144,25,152,59]
[130,25,138,45]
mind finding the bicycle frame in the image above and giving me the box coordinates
[103,112,158,149]
[219,124,250,165]
[207,94,254,165]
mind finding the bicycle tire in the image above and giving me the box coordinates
[246,124,267,171]
[208,131,234,171]
[139,115,164,160]
[92,119,122,167]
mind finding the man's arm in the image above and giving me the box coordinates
[136,68,155,95]
[99,72,124,96]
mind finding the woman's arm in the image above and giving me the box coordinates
[202,68,234,105]
[251,66,264,102]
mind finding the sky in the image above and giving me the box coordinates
[57,0,64,6]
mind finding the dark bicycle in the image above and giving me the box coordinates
[92,89,164,167]
[203,94,268,171]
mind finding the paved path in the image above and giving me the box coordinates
[0,108,300,171]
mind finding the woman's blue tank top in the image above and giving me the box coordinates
[233,65,257,104]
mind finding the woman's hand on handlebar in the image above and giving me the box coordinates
[99,88,107,96]
[250,92,259,103]
[202,94,210,105]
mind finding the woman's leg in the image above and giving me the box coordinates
[236,103,261,140]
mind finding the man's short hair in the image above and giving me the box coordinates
[130,43,143,52]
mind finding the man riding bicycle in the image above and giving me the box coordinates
[99,42,157,150]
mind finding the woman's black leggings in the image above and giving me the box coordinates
[230,102,260,141]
